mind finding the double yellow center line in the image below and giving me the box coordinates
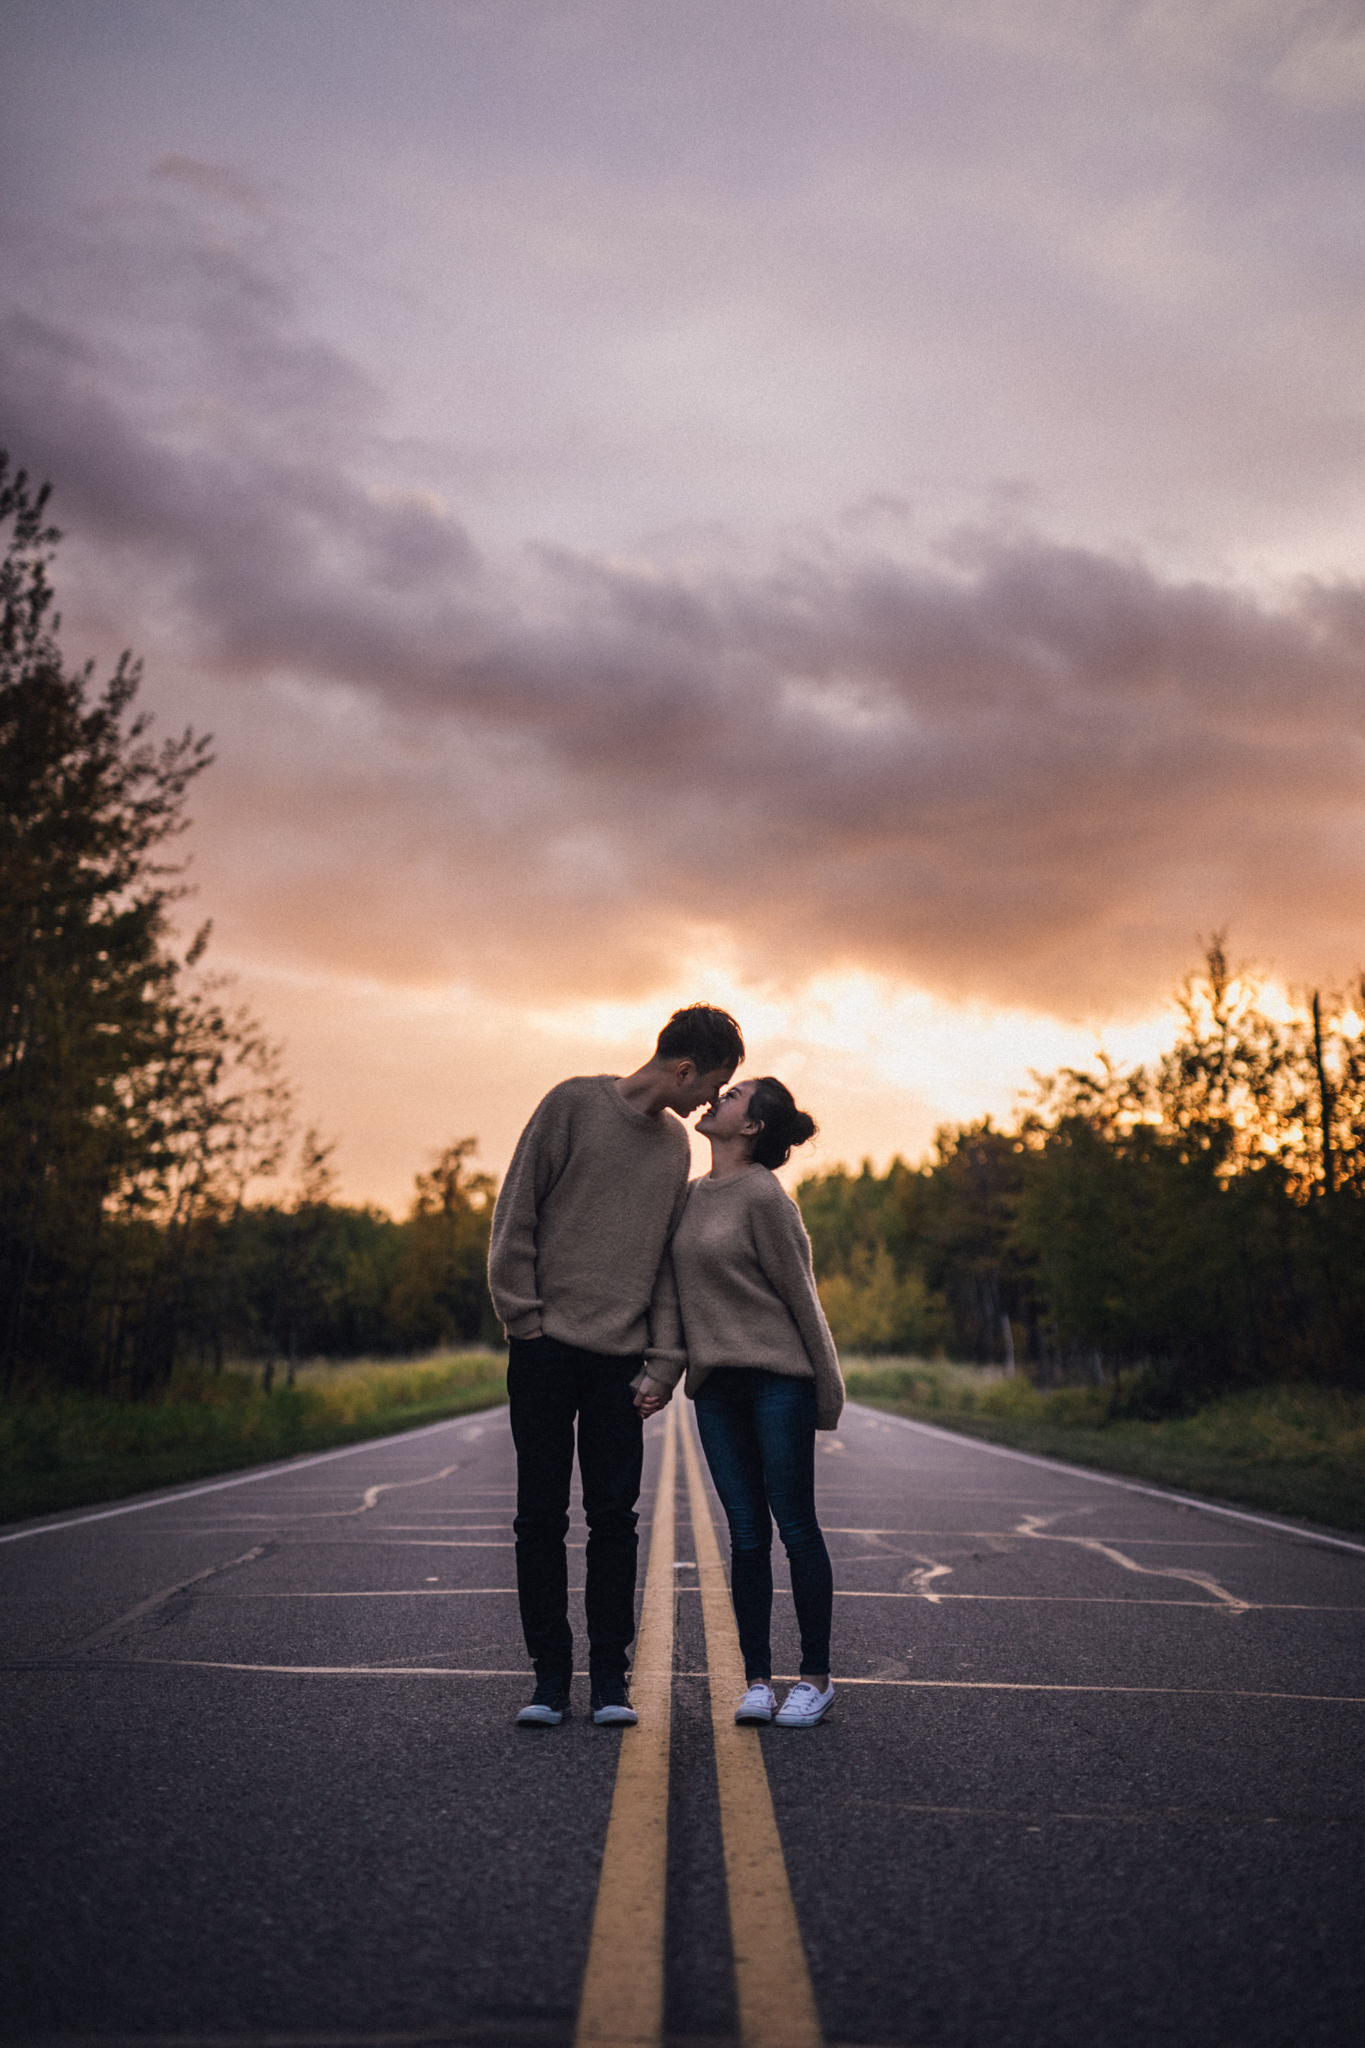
[573,1393,678,2048]
[574,1400,823,2048]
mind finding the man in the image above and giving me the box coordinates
[488,1004,744,1727]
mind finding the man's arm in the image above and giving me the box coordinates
[635,1245,686,1412]
[486,1089,572,1339]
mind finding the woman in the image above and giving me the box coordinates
[637,1077,843,1727]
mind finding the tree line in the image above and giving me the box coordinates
[801,942,1365,1402]
[1,455,498,1397]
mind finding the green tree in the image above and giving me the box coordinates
[817,1245,945,1355]
[387,1138,500,1349]
[247,1130,343,1391]
[0,456,291,1392]
[1155,937,1294,1176]
[917,1121,1035,1366]
[798,943,1365,1395]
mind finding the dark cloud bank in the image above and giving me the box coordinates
[3,204,1363,1017]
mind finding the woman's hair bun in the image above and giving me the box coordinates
[745,1077,818,1170]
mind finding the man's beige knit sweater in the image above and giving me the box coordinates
[487,1075,692,1356]
[647,1165,845,1431]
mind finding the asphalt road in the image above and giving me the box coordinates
[2,1398,1362,2048]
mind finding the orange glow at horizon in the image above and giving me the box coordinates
[223,953,1184,1216]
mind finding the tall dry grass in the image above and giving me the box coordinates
[843,1359,1365,1532]
[1,1351,508,1524]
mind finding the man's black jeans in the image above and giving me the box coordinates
[507,1334,644,1682]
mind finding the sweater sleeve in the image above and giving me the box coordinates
[750,1184,846,1430]
[642,1243,687,1389]
[486,1088,572,1340]
[642,1172,693,1387]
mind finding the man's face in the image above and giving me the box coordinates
[665,1062,736,1117]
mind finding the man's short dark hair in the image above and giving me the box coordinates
[655,1004,744,1076]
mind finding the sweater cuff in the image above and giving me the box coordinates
[503,1311,545,1340]
[642,1346,686,1390]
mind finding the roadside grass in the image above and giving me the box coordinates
[0,1351,508,1525]
[843,1360,1365,1534]
[9,1348,1363,1536]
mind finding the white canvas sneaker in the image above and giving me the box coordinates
[515,1676,572,1726]
[774,1680,835,1727]
[735,1682,777,1724]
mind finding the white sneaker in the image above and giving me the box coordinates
[589,1677,638,1725]
[735,1683,777,1724]
[774,1680,835,1727]
[515,1676,572,1726]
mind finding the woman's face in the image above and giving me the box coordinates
[697,1078,759,1141]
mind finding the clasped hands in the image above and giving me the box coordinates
[633,1373,674,1417]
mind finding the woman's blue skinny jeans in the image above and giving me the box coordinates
[693,1367,833,1683]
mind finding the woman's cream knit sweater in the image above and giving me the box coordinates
[647,1165,844,1431]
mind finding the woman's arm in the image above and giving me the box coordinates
[750,1183,845,1430]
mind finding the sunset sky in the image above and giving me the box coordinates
[4,1,1364,1210]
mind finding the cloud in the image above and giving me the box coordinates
[3,188,1364,1022]
[151,154,267,217]
[0,232,484,686]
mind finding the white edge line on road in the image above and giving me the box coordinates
[0,1406,505,1546]
[853,1403,1365,1558]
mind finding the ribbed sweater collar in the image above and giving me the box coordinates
[596,1074,681,1134]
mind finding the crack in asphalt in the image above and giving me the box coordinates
[241,1456,488,1527]
[1013,1510,1252,1611]
[59,1543,277,1658]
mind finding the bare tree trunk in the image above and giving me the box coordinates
[1311,992,1336,1198]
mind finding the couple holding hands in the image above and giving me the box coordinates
[487,1004,843,1732]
